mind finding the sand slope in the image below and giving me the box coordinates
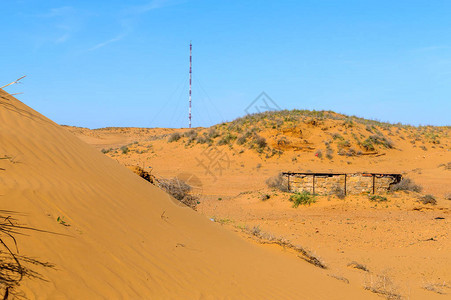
[0,90,380,298]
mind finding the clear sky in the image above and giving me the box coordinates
[1,0,450,128]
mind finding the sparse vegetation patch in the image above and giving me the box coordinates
[369,195,387,202]
[168,132,181,142]
[158,178,199,209]
[290,191,316,207]
[266,173,289,192]
[390,178,422,193]
[364,274,401,300]
[419,194,437,205]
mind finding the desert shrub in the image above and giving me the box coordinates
[445,194,451,200]
[236,131,252,145]
[361,139,375,151]
[158,178,191,200]
[348,261,369,272]
[364,274,401,299]
[266,173,289,192]
[196,135,210,144]
[184,129,198,139]
[236,135,247,145]
[332,186,345,199]
[390,178,422,193]
[260,194,271,201]
[254,135,267,149]
[120,146,129,154]
[369,195,387,202]
[217,133,236,145]
[101,148,112,154]
[332,133,344,140]
[266,148,282,158]
[179,194,199,210]
[168,132,181,142]
[346,148,357,156]
[315,150,323,158]
[419,194,437,205]
[367,135,394,149]
[343,119,354,128]
[290,191,316,207]
[326,149,333,160]
[277,137,289,147]
[208,128,220,139]
[158,178,199,209]
[337,140,351,148]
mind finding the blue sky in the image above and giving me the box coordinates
[1,0,450,128]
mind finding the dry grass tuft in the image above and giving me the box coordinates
[364,274,402,300]
[243,225,327,269]
[265,173,289,192]
[419,194,437,205]
[158,178,199,209]
[422,281,450,295]
[390,178,422,193]
[168,132,181,142]
[347,261,369,272]
[327,274,349,284]
[0,211,55,298]
[331,186,346,199]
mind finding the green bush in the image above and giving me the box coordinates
[369,195,387,202]
[217,133,237,145]
[337,140,351,148]
[290,191,316,207]
[361,139,375,151]
[120,146,129,154]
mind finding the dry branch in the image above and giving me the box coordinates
[0,76,26,90]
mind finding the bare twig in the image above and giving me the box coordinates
[0,212,55,298]
[0,76,26,90]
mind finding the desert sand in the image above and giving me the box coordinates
[0,90,389,298]
[64,111,451,299]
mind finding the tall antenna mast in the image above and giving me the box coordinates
[189,41,192,128]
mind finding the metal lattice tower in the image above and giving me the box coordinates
[189,42,192,128]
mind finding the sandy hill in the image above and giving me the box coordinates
[0,91,382,298]
[66,109,451,198]
[65,110,451,299]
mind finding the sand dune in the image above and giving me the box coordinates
[0,90,381,298]
[65,110,451,299]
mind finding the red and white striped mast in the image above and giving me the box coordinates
[189,41,192,128]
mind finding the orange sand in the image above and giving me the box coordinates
[65,113,451,298]
[0,90,383,298]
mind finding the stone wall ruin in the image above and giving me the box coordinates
[282,172,402,195]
